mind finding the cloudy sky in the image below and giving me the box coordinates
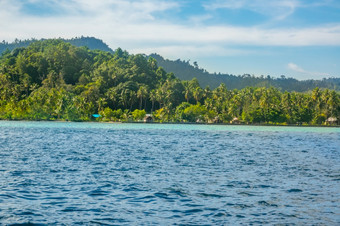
[1,0,340,80]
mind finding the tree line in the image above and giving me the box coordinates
[0,40,339,125]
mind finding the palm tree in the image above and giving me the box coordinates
[193,87,203,104]
[282,91,293,121]
[128,90,137,111]
[327,90,339,117]
[149,89,157,113]
[120,89,129,109]
[97,97,107,113]
[105,88,117,109]
[137,85,148,110]
[156,86,166,109]
[182,81,191,103]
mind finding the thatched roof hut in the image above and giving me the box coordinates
[212,116,222,124]
[326,117,338,125]
[144,114,153,123]
[231,117,240,124]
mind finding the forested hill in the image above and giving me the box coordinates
[150,54,340,92]
[1,37,339,92]
[0,37,113,54]
[0,39,339,124]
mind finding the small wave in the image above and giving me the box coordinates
[226,203,253,209]
[16,194,39,201]
[42,196,66,200]
[258,201,278,207]
[197,193,224,198]
[0,194,16,199]
[89,221,115,226]
[255,184,272,188]
[184,208,203,214]
[15,211,43,217]
[154,192,174,200]
[61,207,87,212]
[88,189,109,196]
[287,189,303,193]
[130,195,155,203]
[277,212,298,218]
[214,212,232,217]
[8,223,46,226]
[238,191,257,197]
[184,203,204,208]
[167,188,187,197]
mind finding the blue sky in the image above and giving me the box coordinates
[1,0,340,80]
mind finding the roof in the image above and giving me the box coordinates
[326,117,337,122]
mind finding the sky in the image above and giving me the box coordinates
[1,0,340,80]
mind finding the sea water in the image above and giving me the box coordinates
[0,121,339,225]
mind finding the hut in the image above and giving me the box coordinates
[212,116,222,124]
[326,117,338,125]
[230,117,240,124]
[144,114,153,123]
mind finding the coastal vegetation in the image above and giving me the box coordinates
[0,39,339,125]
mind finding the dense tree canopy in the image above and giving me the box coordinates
[2,37,339,92]
[0,40,339,125]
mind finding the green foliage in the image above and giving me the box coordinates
[0,37,113,55]
[3,38,338,93]
[175,102,217,123]
[132,109,146,121]
[153,107,171,122]
[101,107,114,121]
[0,39,339,125]
[312,113,327,125]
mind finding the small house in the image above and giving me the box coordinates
[212,116,222,124]
[144,114,153,123]
[231,117,240,124]
[326,117,338,125]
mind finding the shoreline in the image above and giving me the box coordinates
[126,121,340,128]
[1,119,339,128]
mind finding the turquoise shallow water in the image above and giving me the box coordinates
[0,121,339,224]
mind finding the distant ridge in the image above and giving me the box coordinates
[1,37,339,92]
[150,53,340,92]
[0,36,114,54]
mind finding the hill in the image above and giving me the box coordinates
[0,39,338,124]
[0,36,113,54]
[150,53,340,92]
[1,37,339,92]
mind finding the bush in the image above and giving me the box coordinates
[312,113,326,125]
[132,109,146,121]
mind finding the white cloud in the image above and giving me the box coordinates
[1,0,340,60]
[287,63,306,73]
[287,63,330,77]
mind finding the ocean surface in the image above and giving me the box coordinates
[0,121,339,225]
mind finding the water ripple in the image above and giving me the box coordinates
[0,121,339,225]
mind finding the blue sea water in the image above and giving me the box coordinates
[0,121,339,225]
